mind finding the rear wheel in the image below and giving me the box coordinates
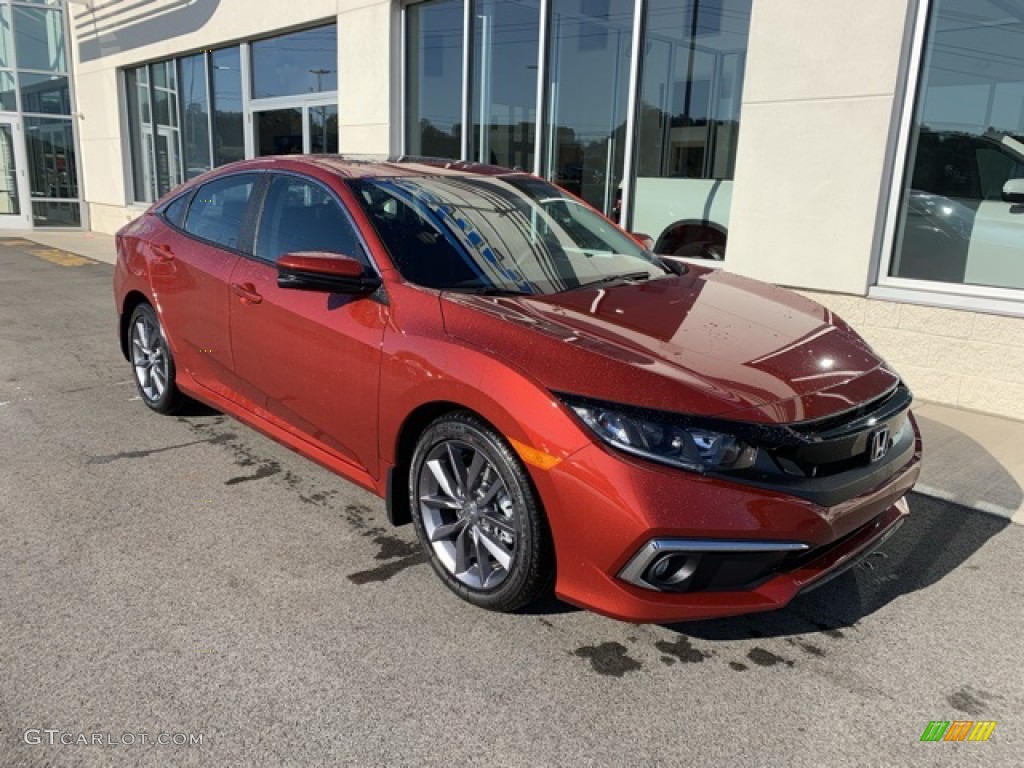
[409,412,554,612]
[129,303,183,414]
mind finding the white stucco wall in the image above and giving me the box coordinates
[725,0,915,295]
[68,0,397,234]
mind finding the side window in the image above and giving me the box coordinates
[977,146,1024,200]
[161,191,193,228]
[911,133,981,200]
[183,174,258,250]
[255,175,366,263]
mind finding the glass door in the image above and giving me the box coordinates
[0,119,30,228]
[252,99,338,158]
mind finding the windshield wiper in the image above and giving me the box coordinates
[568,271,655,291]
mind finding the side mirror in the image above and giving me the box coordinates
[1002,178,1024,204]
[276,252,382,295]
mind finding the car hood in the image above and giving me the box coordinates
[440,267,899,424]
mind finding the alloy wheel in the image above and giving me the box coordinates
[417,440,518,590]
[131,313,169,403]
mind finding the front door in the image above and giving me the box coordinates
[0,120,31,229]
[228,173,385,475]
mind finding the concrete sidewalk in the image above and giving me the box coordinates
[4,229,118,265]
[4,229,1022,525]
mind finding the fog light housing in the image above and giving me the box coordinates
[619,538,810,592]
[646,553,699,588]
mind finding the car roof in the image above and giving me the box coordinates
[212,154,524,180]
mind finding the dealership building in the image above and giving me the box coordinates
[1,0,1022,418]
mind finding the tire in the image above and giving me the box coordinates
[671,238,726,261]
[409,412,554,612]
[128,303,184,414]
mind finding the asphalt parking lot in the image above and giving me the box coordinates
[1,238,1021,767]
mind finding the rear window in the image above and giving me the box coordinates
[183,174,258,250]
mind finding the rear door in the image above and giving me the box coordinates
[227,172,387,476]
[149,172,260,390]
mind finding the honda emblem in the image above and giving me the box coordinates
[869,427,891,463]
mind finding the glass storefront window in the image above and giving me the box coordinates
[124,32,341,203]
[471,0,540,169]
[630,0,751,257]
[19,72,70,115]
[251,25,337,99]
[0,70,15,111]
[211,47,243,166]
[310,104,338,153]
[0,5,12,70]
[179,54,211,179]
[13,5,66,72]
[125,61,183,203]
[0,123,20,214]
[544,0,633,217]
[891,0,1024,291]
[405,0,463,159]
[126,66,151,202]
[254,108,303,156]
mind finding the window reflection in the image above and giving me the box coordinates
[20,72,70,115]
[125,61,183,202]
[25,116,77,199]
[892,0,1024,291]
[13,5,66,72]
[179,54,211,179]
[406,0,464,159]
[211,47,244,166]
[0,5,13,70]
[631,0,751,258]
[251,25,337,99]
[471,0,539,169]
[310,105,338,153]
[544,0,633,217]
[0,70,18,112]
[255,108,304,156]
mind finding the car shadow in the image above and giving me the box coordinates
[176,399,221,418]
[516,592,581,616]
[670,492,1009,640]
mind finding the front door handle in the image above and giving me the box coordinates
[231,282,263,305]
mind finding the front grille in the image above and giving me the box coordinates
[709,382,916,506]
[738,383,913,480]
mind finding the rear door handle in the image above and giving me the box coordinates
[152,243,175,261]
[231,282,263,305]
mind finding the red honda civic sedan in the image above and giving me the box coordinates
[114,156,921,623]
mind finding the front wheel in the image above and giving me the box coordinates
[128,303,183,414]
[409,412,554,612]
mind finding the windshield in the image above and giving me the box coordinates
[349,174,669,295]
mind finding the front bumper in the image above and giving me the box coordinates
[535,423,921,623]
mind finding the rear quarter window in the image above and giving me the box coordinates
[160,191,193,229]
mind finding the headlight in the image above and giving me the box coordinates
[560,395,757,473]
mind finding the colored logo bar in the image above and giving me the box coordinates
[920,721,996,742]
